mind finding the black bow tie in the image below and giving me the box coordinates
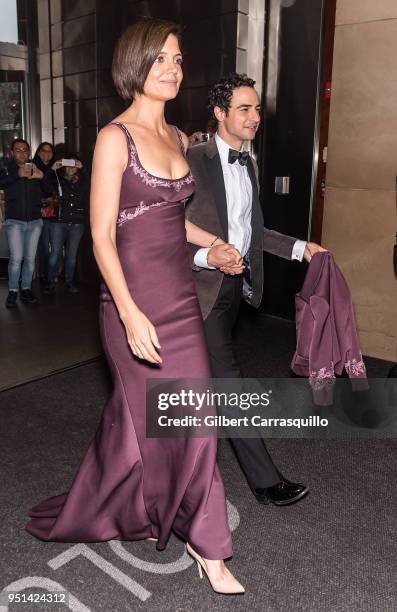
[228,149,249,166]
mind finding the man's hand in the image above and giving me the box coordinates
[30,164,44,180]
[207,244,244,275]
[207,243,242,268]
[303,242,327,262]
[18,165,32,178]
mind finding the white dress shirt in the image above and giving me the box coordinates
[194,133,306,268]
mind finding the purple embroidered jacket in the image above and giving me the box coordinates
[291,251,368,405]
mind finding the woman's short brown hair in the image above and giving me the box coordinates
[112,19,181,100]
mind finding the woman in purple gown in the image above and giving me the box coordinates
[25,20,245,595]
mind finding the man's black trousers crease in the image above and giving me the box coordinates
[203,274,280,489]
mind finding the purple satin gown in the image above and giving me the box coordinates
[25,123,233,560]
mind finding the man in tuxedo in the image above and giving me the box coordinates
[186,73,325,505]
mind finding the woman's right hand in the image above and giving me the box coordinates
[51,160,63,171]
[121,307,162,365]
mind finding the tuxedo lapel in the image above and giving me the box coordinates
[204,150,229,241]
[244,155,264,308]
[246,156,263,231]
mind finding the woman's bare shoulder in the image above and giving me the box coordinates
[95,123,129,158]
[96,122,125,143]
[93,123,129,170]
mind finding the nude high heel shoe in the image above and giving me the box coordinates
[186,543,245,595]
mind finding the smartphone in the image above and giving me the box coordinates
[61,158,76,167]
[24,162,33,175]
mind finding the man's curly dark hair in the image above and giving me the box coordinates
[208,73,256,117]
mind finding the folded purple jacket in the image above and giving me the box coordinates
[291,252,368,405]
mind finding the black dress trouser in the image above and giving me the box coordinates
[203,275,280,488]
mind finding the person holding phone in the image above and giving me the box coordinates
[42,156,88,293]
[0,138,44,308]
[188,118,217,147]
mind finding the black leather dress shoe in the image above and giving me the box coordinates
[253,480,309,506]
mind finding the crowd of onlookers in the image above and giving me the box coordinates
[0,123,222,310]
[0,139,88,308]
[0,126,216,310]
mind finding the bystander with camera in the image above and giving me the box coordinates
[0,139,44,308]
[188,118,217,147]
[42,156,88,294]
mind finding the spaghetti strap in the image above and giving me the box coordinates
[110,121,132,142]
[173,126,187,158]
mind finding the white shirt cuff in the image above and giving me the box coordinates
[291,240,306,262]
[194,248,216,269]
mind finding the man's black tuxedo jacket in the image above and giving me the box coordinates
[185,137,296,320]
